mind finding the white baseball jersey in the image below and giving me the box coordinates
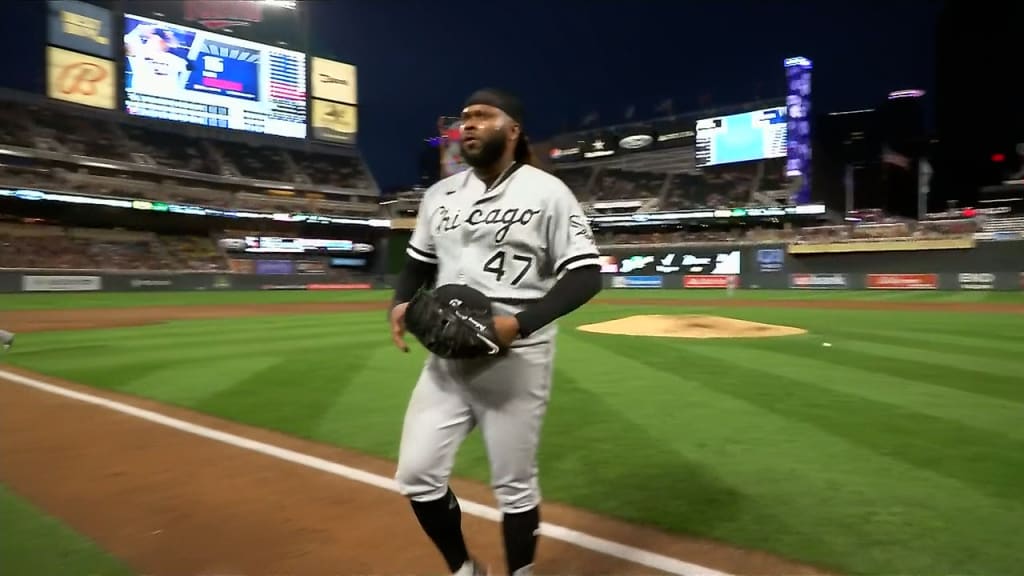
[125,30,189,96]
[406,163,600,341]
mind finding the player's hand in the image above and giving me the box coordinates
[493,315,521,348]
[390,302,410,352]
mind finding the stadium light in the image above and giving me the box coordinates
[263,0,297,9]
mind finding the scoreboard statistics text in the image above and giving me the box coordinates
[694,106,788,167]
[123,13,306,138]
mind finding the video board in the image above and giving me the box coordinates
[694,106,787,167]
[123,13,306,138]
[242,236,374,254]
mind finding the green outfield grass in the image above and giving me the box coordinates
[0,484,133,576]
[2,291,1024,575]
[0,287,1021,310]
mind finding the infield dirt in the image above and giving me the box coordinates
[3,296,1016,575]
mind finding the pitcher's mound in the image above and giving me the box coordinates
[577,314,807,339]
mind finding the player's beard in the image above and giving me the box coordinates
[461,131,508,169]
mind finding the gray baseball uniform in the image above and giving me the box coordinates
[394,163,600,514]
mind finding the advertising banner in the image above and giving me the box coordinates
[22,275,101,292]
[612,249,741,275]
[228,259,255,274]
[598,255,619,273]
[615,126,656,153]
[330,257,368,268]
[46,46,115,110]
[581,133,617,160]
[788,237,974,254]
[957,273,996,290]
[683,275,731,289]
[756,248,785,272]
[254,260,295,275]
[652,116,696,148]
[311,98,357,144]
[311,57,357,105]
[548,144,583,163]
[789,273,849,289]
[307,283,373,290]
[127,278,175,290]
[610,276,663,288]
[296,261,327,274]
[48,0,113,58]
[866,273,938,290]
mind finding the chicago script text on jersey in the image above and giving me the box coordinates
[433,206,543,243]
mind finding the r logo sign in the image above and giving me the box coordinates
[57,61,107,96]
[46,46,114,109]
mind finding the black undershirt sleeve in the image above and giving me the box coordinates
[391,257,438,309]
[514,264,602,338]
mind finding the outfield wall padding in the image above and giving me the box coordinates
[597,240,1024,291]
[0,270,386,293]
[3,240,1022,293]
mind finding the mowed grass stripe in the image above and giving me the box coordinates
[554,331,1024,575]
[118,356,284,406]
[883,329,1024,353]
[712,340,1024,439]
[0,289,392,310]
[11,312,388,349]
[6,331,384,375]
[835,338,1024,380]
[822,326,1024,356]
[666,343,1024,502]
[191,342,388,438]
[312,345,423,457]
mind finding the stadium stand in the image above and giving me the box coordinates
[0,90,380,218]
[0,221,206,271]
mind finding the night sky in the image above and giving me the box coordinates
[3,0,943,190]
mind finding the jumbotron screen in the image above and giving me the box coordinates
[123,13,306,138]
[694,106,787,167]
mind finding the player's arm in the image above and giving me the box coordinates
[391,192,439,309]
[512,186,602,338]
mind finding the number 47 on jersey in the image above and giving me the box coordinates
[482,250,533,286]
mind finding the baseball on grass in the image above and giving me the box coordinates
[822,342,832,347]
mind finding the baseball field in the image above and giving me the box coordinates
[1,289,1022,576]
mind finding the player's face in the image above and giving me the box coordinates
[459,104,517,168]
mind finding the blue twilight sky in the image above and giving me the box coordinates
[2,0,942,190]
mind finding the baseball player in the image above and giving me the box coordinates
[388,88,603,576]
[124,23,190,95]
[0,329,13,350]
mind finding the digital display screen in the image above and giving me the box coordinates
[243,236,373,254]
[695,106,787,167]
[330,257,368,268]
[123,13,306,138]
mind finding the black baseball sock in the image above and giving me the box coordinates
[503,506,540,574]
[410,487,470,573]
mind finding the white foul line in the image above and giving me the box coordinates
[0,368,732,576]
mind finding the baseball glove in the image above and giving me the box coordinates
[404,284,503,359]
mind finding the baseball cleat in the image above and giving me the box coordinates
[2,336,11,351]
[452,558,489,576]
